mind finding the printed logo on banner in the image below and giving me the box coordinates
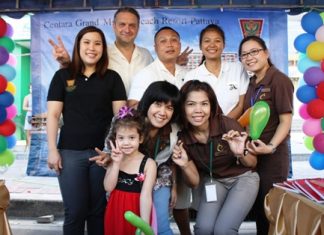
[239,19,264,37]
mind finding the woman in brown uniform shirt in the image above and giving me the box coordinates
[174,80,260,235]
[238,36,294,235]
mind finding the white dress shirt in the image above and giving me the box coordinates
[108,43,153,95]
[184,61,249,115]
[128,58,188,101]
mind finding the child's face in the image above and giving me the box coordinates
[115,126,142,156]
[147,101,174,129]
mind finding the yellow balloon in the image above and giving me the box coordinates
[6,82,16,95]
[306,41,324,61]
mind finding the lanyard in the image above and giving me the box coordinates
[194,139,214,179]
[153,136,160,160]
[250,85,264,106]
[209,140,213,181]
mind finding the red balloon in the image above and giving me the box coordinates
[314,133,324,153]
[317,81,324,100]
[0,119,16,136]
[0,75,8,93]
[307,99,324,119]
[0,18,7,37]
[321,60,324,72]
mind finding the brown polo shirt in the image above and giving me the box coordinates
[179,114,254,179]
[243,65,294,178]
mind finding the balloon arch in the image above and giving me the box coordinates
[294,11,324,170]
[0,17,17,173]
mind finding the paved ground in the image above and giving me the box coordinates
[2,116,324,234]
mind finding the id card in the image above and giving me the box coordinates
[205,182,217,202]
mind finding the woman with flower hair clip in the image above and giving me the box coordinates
[93,81,198,234]
[104,106,157,235]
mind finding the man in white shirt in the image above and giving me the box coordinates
[128,26,188,107]
[49,7,191,95]
[49,7,153,95]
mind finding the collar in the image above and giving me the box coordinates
[250,65,277,87]
[154,58,181,75]
[200,60,230,77]
[109,42,139,59]
[181,115,223,145]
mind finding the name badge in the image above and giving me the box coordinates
[205,182,217,202]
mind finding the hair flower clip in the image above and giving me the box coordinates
[134,173,145,182]
[117,106,134,119]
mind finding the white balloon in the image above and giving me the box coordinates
[315,25,324,42]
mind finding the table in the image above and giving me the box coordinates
[0,180,12,235]
[265,187,324,235]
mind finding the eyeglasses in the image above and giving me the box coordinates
[240,48,264,60]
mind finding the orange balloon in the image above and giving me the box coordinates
[238,107,251,127]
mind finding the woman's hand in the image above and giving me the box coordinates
[246,139,274,155]
[222,130,247,156]
[172,141,190,168]
[47,149,62,174]
[89,147,111,167]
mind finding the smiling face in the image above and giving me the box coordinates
[113,11,139,45]
[240,39,270,75]
[154,29,181,63]
[184,90,211,129]
[79,32,103,69]
[147,101,174,129]
[200,29,224,61]
[115,126,142,156]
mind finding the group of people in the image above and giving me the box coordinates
[46,7,294,235]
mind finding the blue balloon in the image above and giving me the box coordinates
[301,12,323,34]
[6,135,16,149]
[297,56,320,73]
[296,85,317,103]
[309,150,324,170]
[0,106,7,123]
[294,33,316,53]
[0,91,14,107]
[0,64,16,81]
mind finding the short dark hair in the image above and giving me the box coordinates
[114,7,140,23]
[70,26,108,80]
[154,26,180,42]
[137,81,180,123]
[179,80,222,130]
[238,35,273,66]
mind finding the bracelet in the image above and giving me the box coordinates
[268,143,277,154]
